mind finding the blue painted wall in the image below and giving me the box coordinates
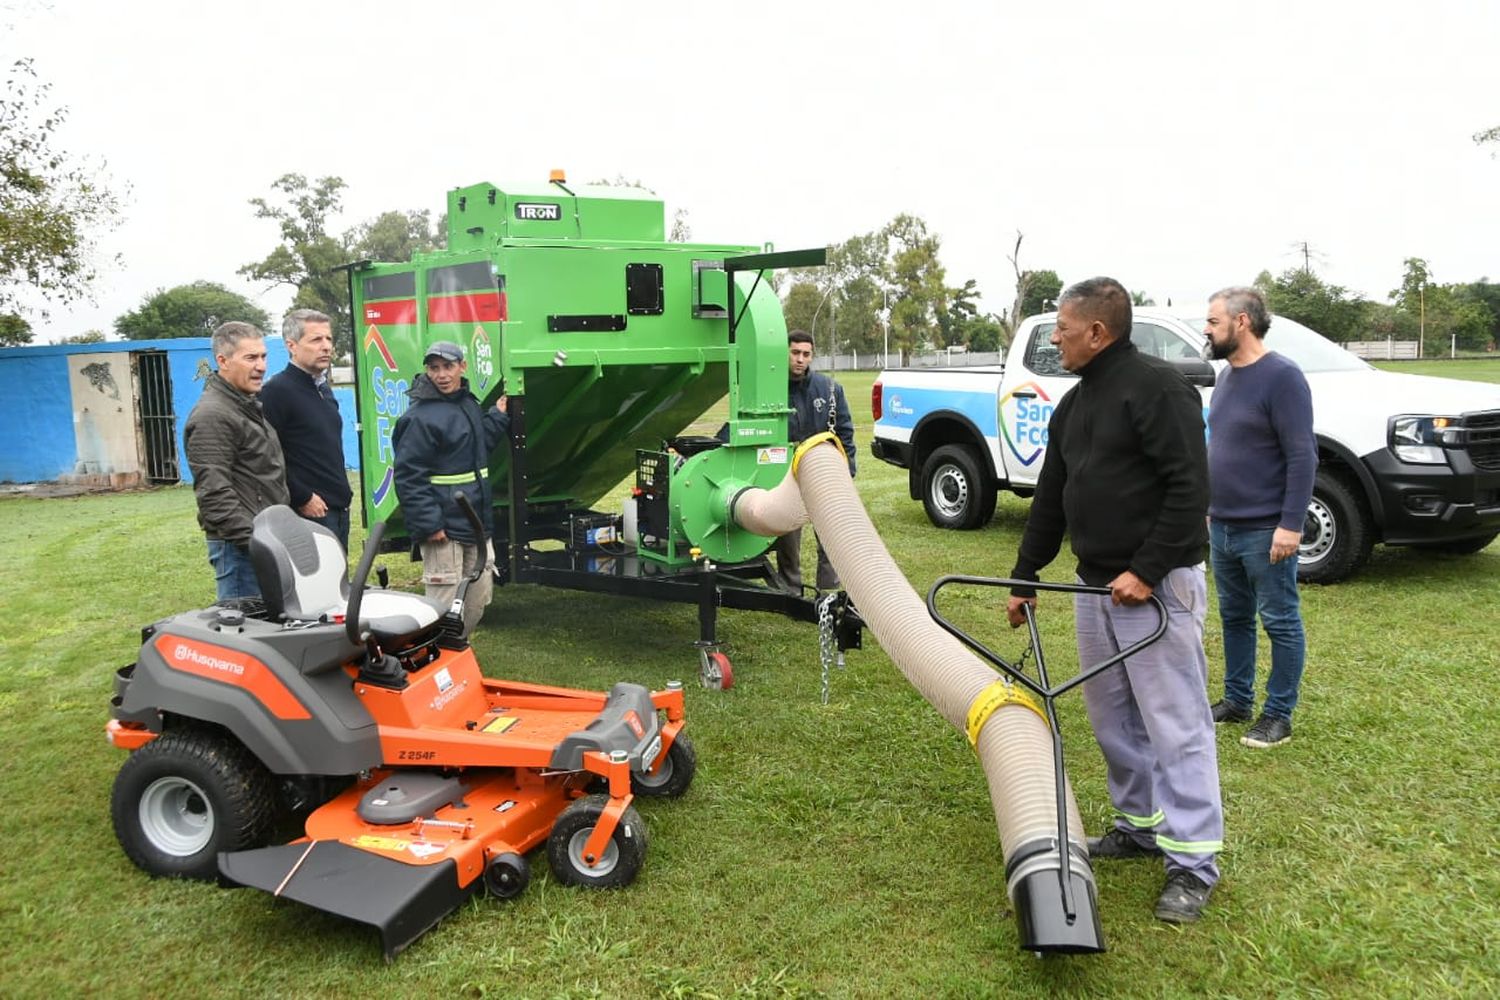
[0,338,360,484]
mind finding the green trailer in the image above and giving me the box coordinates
[347,175,861,684]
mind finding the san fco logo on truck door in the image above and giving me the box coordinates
[999,381,1055,466]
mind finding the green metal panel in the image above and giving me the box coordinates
[352,179,794,562]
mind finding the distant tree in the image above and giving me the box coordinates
[115,281,271,341]
[0,311,32,346]
[59,327,105,344]
[963,315,1005,353]
[1455,280,1500,346]
[782,280,825,337]
[1475,124,1500,152]
[1020,269,1064,318]
[1131,290,1157,307]
[1,59,124,319]
[239,174,352,355]
[1255,267,1366,342]
[884,214,948,354]
[348,209,444,263]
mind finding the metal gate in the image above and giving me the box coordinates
[134,351,179,484]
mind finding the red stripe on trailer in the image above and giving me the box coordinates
[364,299,417,325]
[428,292,505,324]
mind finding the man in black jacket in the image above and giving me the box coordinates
[772,329,856,594]
[184,322,289,600]
[260,309,352,550]
[392,341,509,636]
[1005,277,1222,924]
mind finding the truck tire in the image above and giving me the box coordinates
[920,445,996,530]
[1298,470,1373,584]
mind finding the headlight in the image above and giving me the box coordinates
[1388,415,1454,465]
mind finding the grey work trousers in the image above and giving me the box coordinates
[770,527,839,595]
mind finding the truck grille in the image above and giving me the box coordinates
[1466,411,1500,470]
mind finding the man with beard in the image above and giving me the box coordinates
[1203,287,1317,749]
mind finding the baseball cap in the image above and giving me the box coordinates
[423,341,464,363]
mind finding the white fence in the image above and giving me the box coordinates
[819,349,1006,371]
[1345,340,1419,360]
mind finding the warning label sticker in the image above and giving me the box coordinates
[757,447,789,465]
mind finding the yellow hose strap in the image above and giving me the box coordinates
[791,431,846,478]
[965,680,1048,747]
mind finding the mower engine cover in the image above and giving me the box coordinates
[549,682,661,772]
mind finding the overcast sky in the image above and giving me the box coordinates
[8,0,1499,342]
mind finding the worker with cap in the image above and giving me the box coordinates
[392,340,509,636]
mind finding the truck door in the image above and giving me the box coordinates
[999,320,1071,489]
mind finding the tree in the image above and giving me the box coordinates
[348,209,444,263]
[59,327,105,344]
[1255,267,1366,342]
[1131,290,1157,307]
[115,281,271,341]
[883,214,948,355]
[0,311,31,346]
[1,59,124,319]
[239,174,352,355]
[1020,269,1064,318]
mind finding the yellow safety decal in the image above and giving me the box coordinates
[482,715,518,735]
[791,431,846,478]
[965,680,1048,747]
[352,835,408,852]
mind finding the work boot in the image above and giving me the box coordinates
[1242,713,1293,749]
[1086,828,1162,860]
[1155,869,1214,923]
[1211,699,1253,723]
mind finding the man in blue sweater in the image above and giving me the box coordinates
[260,309,353,550]
[1204,288,1317,749]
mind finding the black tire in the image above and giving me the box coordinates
[1406,532,1498,556]
[631,732,697,799]
[1298,470,1374,584]
[484,851,531,899]
[111,728,276,880]
[546,794,647,889]
[920,444,995,530]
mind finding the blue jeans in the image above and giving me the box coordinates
[305,507,350,552]
[207,539,260,601]
[1210,521,1306,720]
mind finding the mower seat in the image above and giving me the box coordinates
[249,506,442,644]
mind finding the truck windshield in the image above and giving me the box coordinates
[1184,316,1372,373]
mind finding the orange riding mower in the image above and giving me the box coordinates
[107,497,693,958]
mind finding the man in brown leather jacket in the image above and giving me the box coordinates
[184,321,290,600]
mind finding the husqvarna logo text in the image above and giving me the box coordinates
[173,643,244,676]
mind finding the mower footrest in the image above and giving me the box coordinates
[218,841,474,959]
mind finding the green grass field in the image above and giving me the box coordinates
[1,368,1497,998]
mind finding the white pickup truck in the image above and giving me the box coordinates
[870,308,1500,582]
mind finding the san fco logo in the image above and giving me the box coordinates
[1000,381,1055,466]
[369,363,410,465]
[887,394,915,416]
[515,202,561,221]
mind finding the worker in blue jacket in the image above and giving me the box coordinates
[392,341,509,635]
[773,329,856,594]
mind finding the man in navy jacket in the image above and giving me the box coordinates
[260,309,353,550]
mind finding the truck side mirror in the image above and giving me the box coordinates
[1169,357,1217,387]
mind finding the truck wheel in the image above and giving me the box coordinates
[111,728,276,880]
[1406,532,1498,556]
[1298,471,1374,584]
[921,445,995,530]
[547,794,647,888]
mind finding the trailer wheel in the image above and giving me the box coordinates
[632,732,697,799]
[1406,531,1498,556]
[547,794,647,888]
[921,445,995,530]
[111,728,275,880]
[1298,470,1373,584]
[699,650,733,691]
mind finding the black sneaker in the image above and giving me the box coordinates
[1155,869,1213,923]
[1242,714,1292,748]
[1211,699,1252,723]
[1086,828,1162,860]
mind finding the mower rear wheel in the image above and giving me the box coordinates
[632,732,697,799]
[547,794,647,889]
[699,650,734,691]
[111,728,275,880]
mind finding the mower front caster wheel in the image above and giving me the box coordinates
[484,851,530,899]
[110,728,276,880]
[699,649,733,691]
[547,794,647,888]
[632,732,697,799]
